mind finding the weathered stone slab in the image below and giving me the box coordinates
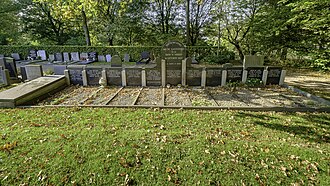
[54,65,67,75]
[126,68,142,86]
[68,65,86,85]
[25,65,43,80]
[0,68,10,86]
[0,75,67,107]
[266,67,283,85]
[111,55,122,67]
[226,67,243,83]
[86,67,103,86]
[206,68,222,86]
[11,53,20,61]
[146,68,161,86]
[80,52,88,60]
[106,68,122,86]
[20,66,27,81]
[55,53,63,62]
[98,55,106,62]
[49,54,55,62]
[124,54,130,62]
[187,68,202,86]
[243,55,264,69]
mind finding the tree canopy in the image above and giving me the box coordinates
[0,0,329,69]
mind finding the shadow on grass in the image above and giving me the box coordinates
[235,112,330,144]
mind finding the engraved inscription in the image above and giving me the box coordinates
[248,69,262,78]
[227,70,242,78]
[268,69,281,77]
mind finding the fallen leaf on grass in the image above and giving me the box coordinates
[0,141,17,153]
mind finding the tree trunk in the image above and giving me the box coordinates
[186,0,190,46]
[82,9,91,46]
[280,47,287,60]
[233,43,244,62]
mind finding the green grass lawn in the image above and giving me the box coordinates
[0,108,329,185]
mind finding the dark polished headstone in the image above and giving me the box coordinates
[146,68,161,86]
[68,65,85,85]
[162,41,186,85]
[266,67,282,85]
[187,68,202,86]
[206,68,222,86]
[86,67,102,86]
[226,67,243,83]
[0,57,18,79]
[126,68,142,86]
[20,66,27,81]
[246,67,265,81]
[106,68,122,86]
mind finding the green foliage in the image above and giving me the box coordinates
[245,78,263,87]
[201,51,235,65]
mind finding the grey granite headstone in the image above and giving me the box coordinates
[106,54,112,62]
[126,68,142,86]
[68,65,85,85]
[0,68,9,85]
[63,52,70,62]
[124,54,130,62]
[54,65,67,75]
[25,65,43,80]
[71,52,80,61]
[206,68,222,86]
[80,52,88,60]
[98,55,106,62]
[86,67,103,85]
[0,54,4,58]
[11,53,20,61]
[111,55,122,67]
[162,41,186,85]
[226,67,243,83]
[37,50,47,60]
[106,68,122,86]
[55,53,63,62]
[49,54,55,62]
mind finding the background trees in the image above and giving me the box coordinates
[0,0,328,69]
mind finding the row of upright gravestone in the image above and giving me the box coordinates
[62,41,285,87]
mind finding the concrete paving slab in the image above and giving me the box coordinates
[0,75,67,107]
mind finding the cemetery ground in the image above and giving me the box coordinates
[0,107,329,185]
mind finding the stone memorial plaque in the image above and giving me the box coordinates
[37,50,47,60]
[86,67,102,86]
[68,65,85,85]
[11,53,20,61]
[111,55,122,67]
[71,52,80,61]
[55,53,63,62]
[106,68,122,86]
[243,55,264,69]
[124,54,130,62]
[162,41,186,67]
[247,67,264,81]
[162,41,186,85]
[25,65,43,80]
[54,65,67,75]
[187,68,202,86]
[126,68,142,86]
[226,67,243,83]
[49,54,55,62]
[20,66,27,81]
[206,68,222,86]
[266,67,282,85]
[80,52,88,60]
[98,55,106,62]
[106,54,112,62]
[166,69,181,85]
[146,68,161,86]
[63,52,70,61]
